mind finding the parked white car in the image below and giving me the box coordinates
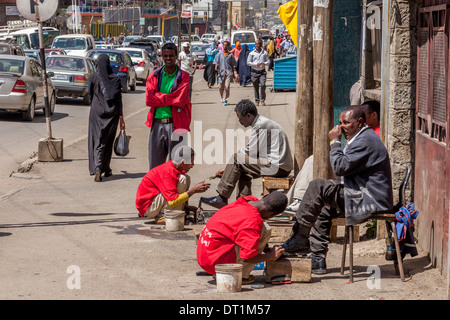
[146,35,165,48]
[116,47,154,84]
[51,34,96,57]
[201,33,218,43]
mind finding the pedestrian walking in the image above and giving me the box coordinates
[87,54,125,182]
[145,42,192,170]
[236,44,251,87]
[213,40,238,106]
[229,41,242,61]
[247,39,270,106]
[178,42,197,99]
[204,42,218,88]
[275,34,283,58]
[280,35,292,57]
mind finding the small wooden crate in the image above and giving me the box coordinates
[265,256,312,283]
[262,176,294,195]
[330,218,359,242]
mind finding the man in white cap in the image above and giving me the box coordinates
[178,42,197,99]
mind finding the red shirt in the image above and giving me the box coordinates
[135,161,184,217]
[374,125,380,137]
[196,196,263,275]
[275,38,283,47]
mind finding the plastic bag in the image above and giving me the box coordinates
[114,129,129,156]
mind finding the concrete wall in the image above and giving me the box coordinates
[387,0,417,203]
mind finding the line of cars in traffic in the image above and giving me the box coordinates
[0,33,166,121]
[0,31,218,121]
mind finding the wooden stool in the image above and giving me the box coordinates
[330,218,360,242]
[262,176,294,195]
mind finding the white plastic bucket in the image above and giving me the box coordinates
[215,264,243,293]
[164,210,185,232]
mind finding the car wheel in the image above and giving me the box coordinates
[83,93,90,105]
[49,92,56,115]
[142,71,149,85]
[130,76,136,91]
[22,96,36,121]
[122,78,129,93]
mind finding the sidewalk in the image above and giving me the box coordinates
[0,72,447,300]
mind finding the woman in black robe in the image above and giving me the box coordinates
[88,54,125,182]
[236,44,251,87]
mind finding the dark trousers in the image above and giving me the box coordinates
[217,153,290,200]
[251,70,267,102]
[188,75,193,100]
[295,179,345,257]
[148,121,186,170]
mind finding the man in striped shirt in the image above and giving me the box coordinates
[247,39,270,106]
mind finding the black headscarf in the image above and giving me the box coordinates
[96,54,121,101]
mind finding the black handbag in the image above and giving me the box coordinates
[114,129,129,156]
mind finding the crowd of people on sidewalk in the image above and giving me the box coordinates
[86,34,392,285]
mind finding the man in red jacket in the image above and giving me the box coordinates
[145,42,192,170]
[136,146,210,221]
[197,191,287,284]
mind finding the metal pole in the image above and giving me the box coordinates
[35,4,52,140]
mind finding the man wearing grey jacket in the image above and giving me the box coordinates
[201,99,293,209]
[281,105,393,274]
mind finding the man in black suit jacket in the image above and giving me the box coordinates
[281,105,393,274]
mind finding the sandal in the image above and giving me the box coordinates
[271,275,292,285]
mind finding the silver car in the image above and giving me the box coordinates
[0,55,56,121]
[46,55,96,105]
[116,47,154,84]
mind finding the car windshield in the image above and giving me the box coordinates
[53,37,87,50]
[233,32,256,44]
[147,36,162,41]
[123,50,143,58]
[191,44,208,53]
[90,52,123,64]
[0,45,12,54]
[124,36,141,42]
[25,51,40,61]
[0,58,25,74]
[46,57,86,71]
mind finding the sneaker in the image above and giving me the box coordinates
[261,100,266,106]
[155,212,165,225]
[286,199,302,213]
[223,100,228,106]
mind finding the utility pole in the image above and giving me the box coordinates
[227,1,233,35]
[312,0,334,179]
[294,0,314,174]
[178,0,182,49]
